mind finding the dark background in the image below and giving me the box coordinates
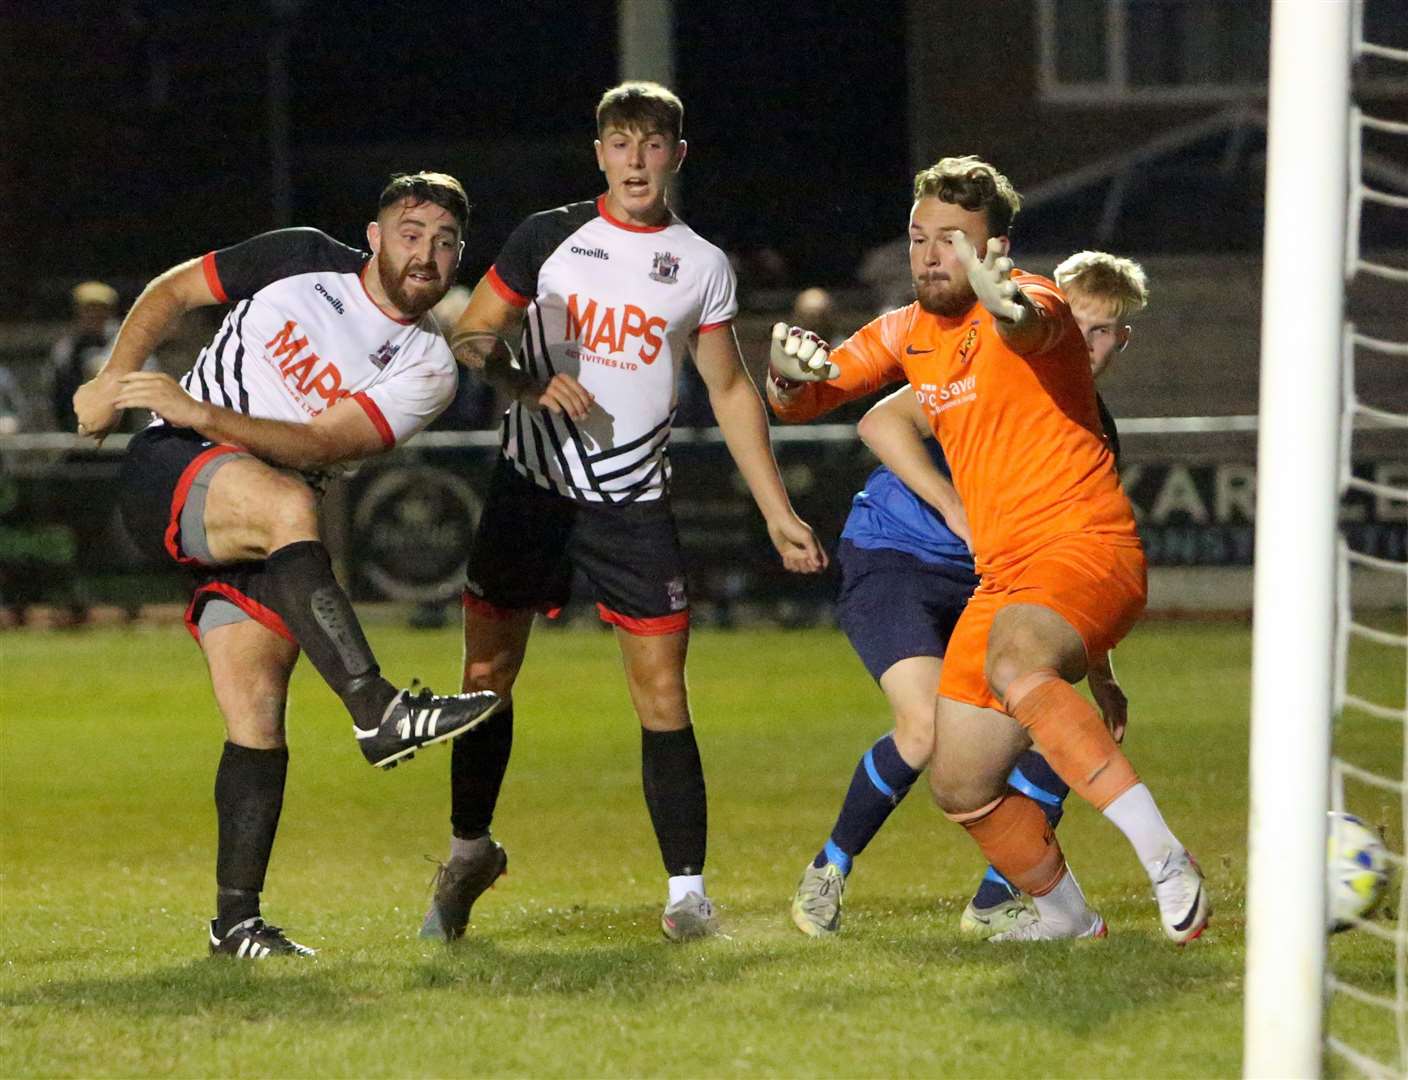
[2,1,911,315]
[6,1,1407,318]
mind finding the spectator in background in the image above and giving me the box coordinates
[791,287,838,346]
[857,236,913,314]
[49,281,158,433]
[49,281,121,432]
[0,365,26,433]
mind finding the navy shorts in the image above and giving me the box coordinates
[464,457,690,635]
[835,539,978,681]
[119,425,295,646]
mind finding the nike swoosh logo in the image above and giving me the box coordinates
[1173,884,1203,932]
[905,345,934,355]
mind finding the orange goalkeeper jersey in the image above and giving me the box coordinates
[771,272,1139,576]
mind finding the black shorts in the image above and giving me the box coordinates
[464,457,690,635]
[835,539,978,681]
[119,425,295,646]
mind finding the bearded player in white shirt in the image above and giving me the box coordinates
[421,82,827,943]
[73,173,501,959]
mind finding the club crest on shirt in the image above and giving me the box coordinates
[956,322,980,365]
[666,576,688,611]
[648,251,680,284]
[369,341,400,369]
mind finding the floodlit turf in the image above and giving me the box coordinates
[1,619,1401,1077]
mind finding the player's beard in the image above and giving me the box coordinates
[914,273,976,318]
[377,251,449,318]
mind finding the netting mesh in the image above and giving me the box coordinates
[1326,5,1408,1076]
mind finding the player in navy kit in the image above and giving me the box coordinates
[73,173,501,958]
[418,82,827,943]
[787,250,1148,938]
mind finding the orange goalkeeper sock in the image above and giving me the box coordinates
[1006,669,1138,812]
[949,793,1067,897]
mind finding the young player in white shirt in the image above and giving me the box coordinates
[420,82,827,943]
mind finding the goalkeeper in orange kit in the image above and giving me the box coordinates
[769,156,1209,943]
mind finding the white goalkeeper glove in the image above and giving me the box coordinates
[948,232,1026,323]
[769,322,840,384]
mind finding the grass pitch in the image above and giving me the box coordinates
[1,619,1400,1078]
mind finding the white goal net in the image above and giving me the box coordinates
[1245,2,1407,1077]
[1324,5,1408,1077]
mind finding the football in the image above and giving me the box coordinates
[1327,811,1390,932]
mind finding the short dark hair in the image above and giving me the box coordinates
[912,155,1021,237]
[596,81,683,142]
[378,171,470,235]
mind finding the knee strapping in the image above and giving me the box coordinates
[1009,678,1139,811]
[957,794,1066,897]
[1003,667,1062,713]
[944,796,1003,825]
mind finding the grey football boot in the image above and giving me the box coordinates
[419,839,508,941]
[790,862,846,937]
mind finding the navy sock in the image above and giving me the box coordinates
[450,702,514,840]
[1009,750,1069,827]
[970,750,1072,907]
[813,734,920,874]
[972,866,1020,908]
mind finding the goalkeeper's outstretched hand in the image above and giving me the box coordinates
[769,322,840,384]
[948,232,1024,323]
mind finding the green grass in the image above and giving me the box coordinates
[1,620,1401,1078]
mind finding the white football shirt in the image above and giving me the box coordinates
[176,228,457,447]
[488,196,738,503]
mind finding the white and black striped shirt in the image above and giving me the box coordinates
[173,228,456,447]
[487,197,737,503]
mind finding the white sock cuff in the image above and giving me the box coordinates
[668,874,705,905]
[1030,867,1095,933]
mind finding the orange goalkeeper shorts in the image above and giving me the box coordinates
[937,537,1147,711]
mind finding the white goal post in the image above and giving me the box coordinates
[1243,2,1353,1077]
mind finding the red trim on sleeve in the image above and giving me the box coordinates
[186,582,296,645]
[352,391,395,448]
[201,251,229,304]
[595,194,670,233]
[485,265,530,308]
[697,320,731,335]
[165,445,243,565]
[595,603,689,637]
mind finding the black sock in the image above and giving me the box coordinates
[450,702,514,839]
[214,742,288,936]
[264,540,396,726]
[641,726,707,876]
[217,887,261,935]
